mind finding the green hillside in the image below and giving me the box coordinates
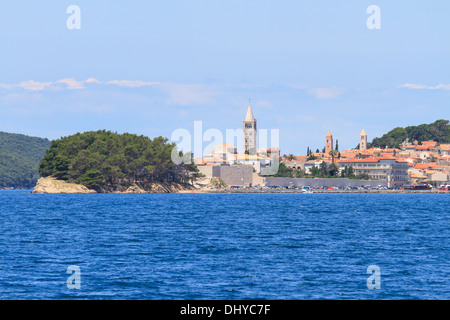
[0,132,51,189]
[370,119,450,148]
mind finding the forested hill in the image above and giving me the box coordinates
[0,132,51,189]
[370,119,450,148]
[38,130,199,191]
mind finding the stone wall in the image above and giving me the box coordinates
[252,172,266,186]
[212,165,254,186]
[265,177,386,188]
[197,165,213,178]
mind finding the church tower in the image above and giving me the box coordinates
[243,103,257,154]
[360,129,368,151]
[325,131,333,154]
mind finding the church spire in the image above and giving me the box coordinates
[244,103,255,121]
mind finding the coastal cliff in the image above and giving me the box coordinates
[32,177,199,194]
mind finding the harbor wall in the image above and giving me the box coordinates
[265,177,387,188]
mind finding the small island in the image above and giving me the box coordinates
[33,130,204,193]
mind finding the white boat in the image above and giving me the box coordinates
[301,187,313,194]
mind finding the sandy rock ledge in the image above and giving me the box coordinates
[32,177,204,194]
[32,177,96,194]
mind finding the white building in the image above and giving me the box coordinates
[338,157,410,188]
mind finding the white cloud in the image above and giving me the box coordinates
[0,83,13,90]
[106,80,159,87]
[398,83,450,90]
[16,80,52,91]
[0,78,160,91]
[85,78,101,84]
[56,78,85,90]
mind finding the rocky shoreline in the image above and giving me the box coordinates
[32,177,199,194]
[31,177,449,194]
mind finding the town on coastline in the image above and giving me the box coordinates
[191,104,450,192]
[2,104,449,194]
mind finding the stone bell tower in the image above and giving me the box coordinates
[325,131,333,154]
[360,129,368,151]
[243,103,257,154]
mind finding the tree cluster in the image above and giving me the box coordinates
[309,162,340,178]
[370,119,450,148]
[340,165,370,180]
[272,162,370,180]
[38,130,199,190]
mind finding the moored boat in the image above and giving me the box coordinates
[402,183,432,190]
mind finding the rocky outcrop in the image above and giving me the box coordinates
[32,177,199,194]
[32,177,96,194]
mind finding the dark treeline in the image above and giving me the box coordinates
[370,119,450,148]
[273,162,370,180]
[39,130,200,190]
[0,132,51,189]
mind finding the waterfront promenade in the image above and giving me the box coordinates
[195,189,449,194]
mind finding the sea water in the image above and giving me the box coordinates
[0,190,448,299]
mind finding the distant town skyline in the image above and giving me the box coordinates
[0,1,449,154]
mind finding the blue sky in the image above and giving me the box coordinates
[0,1,449,156]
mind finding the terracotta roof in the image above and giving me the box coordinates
[235,154,264,160]
[339,153,356,159]
[414,163,430,170]
[410,172,427,179]
[311,152,325,157]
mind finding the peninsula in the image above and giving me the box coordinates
[34,130,202,193]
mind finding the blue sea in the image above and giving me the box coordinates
[0,190,448,300]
